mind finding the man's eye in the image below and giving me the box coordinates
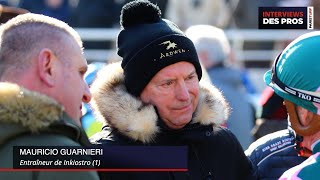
[187,75,195,80]
[162,81,173,87]
[166,81,173,86]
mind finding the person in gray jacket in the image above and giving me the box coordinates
[186,25,255,149]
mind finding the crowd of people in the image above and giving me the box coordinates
[0,0,320,179]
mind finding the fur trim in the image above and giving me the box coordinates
[0,82,64,132]
[193,82,229,125]
[91,62,229,143]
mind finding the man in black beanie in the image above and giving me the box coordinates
[117,0,202,97]
[90,0,255,179]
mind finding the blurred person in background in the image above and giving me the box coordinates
[69,0,122,51]
[0,13,98,180]
[185,25,255,149]
[166,0,231,30]
[19,0,71,22]
[40,0,71,22]
[0,4,28,23]
[69,0,168,52]
[70,0,168,29]
[70,0,121,28]
[251,87,288,140]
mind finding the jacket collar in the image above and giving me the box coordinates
[0,82,64,132]
[90,62,230,143]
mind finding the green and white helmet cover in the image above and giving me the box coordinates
[264,31,320,116]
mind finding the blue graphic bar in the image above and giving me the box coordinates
[12,146,188,170]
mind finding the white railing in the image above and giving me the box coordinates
[75,28,313,62]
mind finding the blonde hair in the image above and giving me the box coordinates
[0,13,83,78]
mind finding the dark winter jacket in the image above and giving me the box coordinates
[90,62,255,180]
[246,129,306,180]
[0,82,99,180]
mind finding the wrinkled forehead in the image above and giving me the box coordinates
[152,61,196,79]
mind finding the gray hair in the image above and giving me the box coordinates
[185,25,230,65]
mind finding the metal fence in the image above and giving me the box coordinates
[76,28,312,64]
[77,28,314,92]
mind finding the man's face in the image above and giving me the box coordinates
[140,61,199,129]
[54,37,91,125]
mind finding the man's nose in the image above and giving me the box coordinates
[175,81,190,101]
[82,83,92,103]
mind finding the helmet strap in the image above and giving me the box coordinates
[285,100,320,136]
[295,134,312,157]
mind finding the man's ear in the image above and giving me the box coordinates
[37,48,56,87]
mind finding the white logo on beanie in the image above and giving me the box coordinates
[159,40,186,60]
[159,41,177,50]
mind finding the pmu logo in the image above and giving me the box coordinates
[159,41,177,50]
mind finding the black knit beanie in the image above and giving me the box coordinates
[118,0,202,97]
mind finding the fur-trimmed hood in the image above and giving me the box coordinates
[0,82,92,148]
[0,82,64,132]
[90,62,230,143]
